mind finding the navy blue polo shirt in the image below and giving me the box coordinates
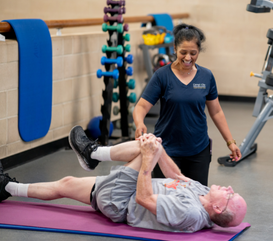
[141,64,218,156]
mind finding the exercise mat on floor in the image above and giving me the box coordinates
[0,201,250,241]
[2,19,52,142]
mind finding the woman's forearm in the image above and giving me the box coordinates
[211,110,233,142]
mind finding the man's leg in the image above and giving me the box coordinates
[109,140,140,162]
[69,126,141,171]
[1,172,96,205]
[27,176,96,204]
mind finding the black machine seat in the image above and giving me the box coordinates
[266,73,273,86]
[247,3,271,13]
[267,28,273,42]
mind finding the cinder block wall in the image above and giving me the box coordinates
[0,29,147,159]
[1,0,272,97]
[1,0,273,159]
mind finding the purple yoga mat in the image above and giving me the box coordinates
[0,201,250,241]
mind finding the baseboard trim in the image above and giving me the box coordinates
[218,95,256,103]
[1,137,70,171]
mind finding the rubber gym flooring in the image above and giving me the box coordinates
[1,100,273,241]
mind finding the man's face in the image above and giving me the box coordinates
[209,185,236,210]
[209,185,247,226]
[209,185,247,227]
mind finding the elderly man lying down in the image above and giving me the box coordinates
[0,126,247,233]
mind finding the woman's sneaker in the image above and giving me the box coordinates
[0,173,18,202]
[69,126,101,171]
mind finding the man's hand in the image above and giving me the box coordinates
[136,133,162,143]
[139,134,163,171]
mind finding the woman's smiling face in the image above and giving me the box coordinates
[174,40,199,70]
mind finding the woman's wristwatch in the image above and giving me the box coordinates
[227,139,236,146]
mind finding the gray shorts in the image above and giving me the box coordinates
[91,165,139,223]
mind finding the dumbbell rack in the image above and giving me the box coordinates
[98,0,134,146]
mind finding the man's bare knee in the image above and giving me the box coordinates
[58,176,75,186]
[57,176,76,196]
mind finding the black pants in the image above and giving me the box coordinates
[153,143,211,186]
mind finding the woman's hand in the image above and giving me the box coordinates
[135,123,147,139]
[175,173,191,182]
[229,143,242,161]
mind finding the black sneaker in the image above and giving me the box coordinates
[0,173,18,202]
[0,161,3,174]
[69,126,101,171]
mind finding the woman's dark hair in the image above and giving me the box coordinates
[173,23,206,51]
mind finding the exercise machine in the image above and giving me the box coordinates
[218,0,273,166]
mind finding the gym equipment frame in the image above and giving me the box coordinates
[218,0,273,166]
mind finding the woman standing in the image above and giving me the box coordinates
[133,23,241,185]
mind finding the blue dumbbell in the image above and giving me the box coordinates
[126,66,133,76]
[97,69,119,79]
[124,54,134,64]
[101,56,123,67]
[164,35,174,43]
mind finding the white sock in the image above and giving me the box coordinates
[91,146,112,161]
[5,182,29,197]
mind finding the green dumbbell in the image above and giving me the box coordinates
[124,44,131,52]
[112,92,119,102]
[102,23,123,33]
[102,45,123,55]
[123,33,130,41]
[128,92,136,103]
[127,79,135,89]
[114,79,119,88]
[113,92,136,103]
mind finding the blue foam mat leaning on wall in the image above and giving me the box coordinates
[2,19,52,142]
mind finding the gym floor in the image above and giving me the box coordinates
[1,100,273,241]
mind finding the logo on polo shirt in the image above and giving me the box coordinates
[193,83,206,89]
